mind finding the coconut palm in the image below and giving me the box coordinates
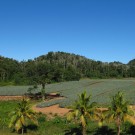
[108,91,135,135]
[9,98,38,134]
[67,91,97,135]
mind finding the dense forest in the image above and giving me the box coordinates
[0,51,135,85]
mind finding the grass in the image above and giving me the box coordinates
[0,101,18,124]
[0,100,76,135]
[0,100,135,135]
[0,101,18,135]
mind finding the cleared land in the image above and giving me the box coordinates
[32,104,70,117]
[0,79,135,107]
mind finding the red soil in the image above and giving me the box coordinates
[32,104,71,117]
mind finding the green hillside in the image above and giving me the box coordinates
[1,51,135,86]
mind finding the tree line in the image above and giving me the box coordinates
[0,51,135,85]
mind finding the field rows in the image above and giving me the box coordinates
[0,79,135,107]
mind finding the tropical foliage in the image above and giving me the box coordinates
[67,91,97,135]
[9,98,38,134]
[108,91,135,135]
[0,90,135,134]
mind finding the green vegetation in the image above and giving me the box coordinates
[0,101,18,135]
[0,79,135,107]
[9,99,38,134]
[1,51,135,86]
[37,79,135,107]
[0,90,135,134]
[67,91,97,135]
[1,51,135,134]
[108,92,135,135]
[0,78,135,134]
[0,101,77,135]
[67,91,135,135]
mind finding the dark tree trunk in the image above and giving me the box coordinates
[42,83,45,89]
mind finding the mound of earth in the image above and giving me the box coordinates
[25,92,62,100]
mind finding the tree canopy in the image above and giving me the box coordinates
[0,51,135,85]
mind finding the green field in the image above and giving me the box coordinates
[0,79,135,135]
[0,79,135,107]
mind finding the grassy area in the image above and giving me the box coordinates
[0,101,76,135]
[0,100,79,135]
[0,100,135,135]
[0,101,18,135]
[0,101,18,124]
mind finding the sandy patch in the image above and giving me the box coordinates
[45,97,65,101]
[32,104,71,117]
[49,93,59,96]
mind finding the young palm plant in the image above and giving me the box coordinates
[9,98,38,134]
[108,91,135,135]
[67,91,97,135]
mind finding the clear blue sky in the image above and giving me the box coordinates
[0,0,135,64]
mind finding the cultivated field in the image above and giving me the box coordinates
[0,79,135,107]
[0,79,135,135]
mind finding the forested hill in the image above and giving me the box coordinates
[0,51,135,85]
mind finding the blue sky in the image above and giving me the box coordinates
[0,0,135,64]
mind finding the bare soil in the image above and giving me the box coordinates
[0,96,24,101]
[32,104,71,117]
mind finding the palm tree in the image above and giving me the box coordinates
[67,91,97,135]
[9,98,38,134]
[108,91,135,135]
